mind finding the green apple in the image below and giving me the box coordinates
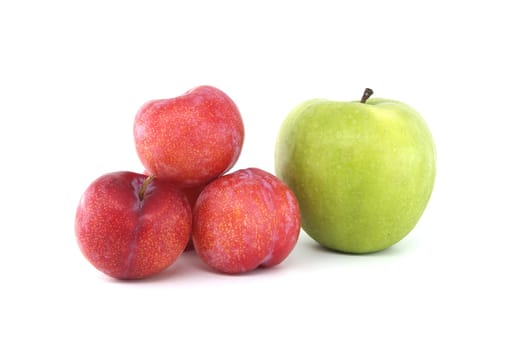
[275,89,436,253]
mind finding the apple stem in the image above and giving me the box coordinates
[138,175,155,201]
[360,88,374,103]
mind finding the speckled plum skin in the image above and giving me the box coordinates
[144,169,205,251]
[134,85,244,187]
[182,183,207,251]
[193,168,301,274]
[75,171,192,280]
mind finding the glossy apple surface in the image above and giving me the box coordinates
[134,85,244,186]
[275,89,436,253]
[192,168,301,274]
[75,171,192,279]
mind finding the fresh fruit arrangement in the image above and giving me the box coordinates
[75,86,301,279]
[75,86,435,280]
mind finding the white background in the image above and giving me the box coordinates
[1,1,525,349]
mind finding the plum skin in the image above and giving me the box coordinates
[192,168,301,274]
[75,171,192,280]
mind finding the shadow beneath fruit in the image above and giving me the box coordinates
[149,251,214,282]
[187,256,289,278]
[102,251,208,283]
[103,249,289,283]
[302,234,417,257]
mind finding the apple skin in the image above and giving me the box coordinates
[192,168,301,274]
[275,93,436,253]
[75,171,192,279]
[133,85,244,187]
